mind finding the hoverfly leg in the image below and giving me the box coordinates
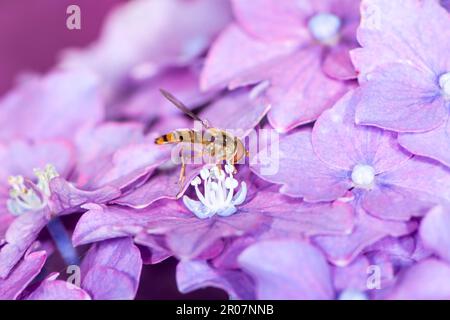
[177,147,187,196]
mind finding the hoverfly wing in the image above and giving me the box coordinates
[159,89,210,128]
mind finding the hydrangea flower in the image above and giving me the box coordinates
[351,0,450,167]
[0,139,125,278]
[72,169,354,263]
[201,0,360,132]
[252,90,450,221]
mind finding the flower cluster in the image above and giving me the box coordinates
[1,0,450,300]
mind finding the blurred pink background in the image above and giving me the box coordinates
[0,0,126,96]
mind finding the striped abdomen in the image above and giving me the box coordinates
[154,130,200,145]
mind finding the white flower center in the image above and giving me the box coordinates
[183,163,247,219]
[7,164,59,216]
[351,164,375,189]
[308,13,341,45]
[439,72,450,100]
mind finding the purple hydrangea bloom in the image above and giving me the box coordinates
[252,90,450,221]
[73,181,354,263]
[201,0,360,132]
[351,0,450,167]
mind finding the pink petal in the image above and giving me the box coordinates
[238,240,334,300]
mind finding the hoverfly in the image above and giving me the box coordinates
[155,89,249,190]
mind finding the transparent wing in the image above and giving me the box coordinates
[159,89,210,128]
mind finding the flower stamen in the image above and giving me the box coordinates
[7,164,59,216]
[183,163,247,219]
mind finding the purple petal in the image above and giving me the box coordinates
[49,177,121,214]
[386,259,450,300]
[112,67,216,122]
[420,205,450,262]
[266,48,348,132]
[333,256,370,292]
[252,128,350,202]
[231,0,311,43]
[80,237,142,300]
[312,90,411,172]
[314,206,417,266]
[399,118,450,168]
[74,198,271,260]
[113,166,202,209]
[96,142,169,190]
[242,192,355,237]
[322,44,357,80]
[0,209,49,278]
[352,0,450,80]
[0,251,46,299]
[376,157,450,206]
[238,240,334,300]
[0,140,74,182]
[0,70,103,141]
[200,90,270,138]
[200,24,293,91]
[355,64,446,132]
[176,260,255,300]
[74,122,146,187]
[26,280,90,300]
